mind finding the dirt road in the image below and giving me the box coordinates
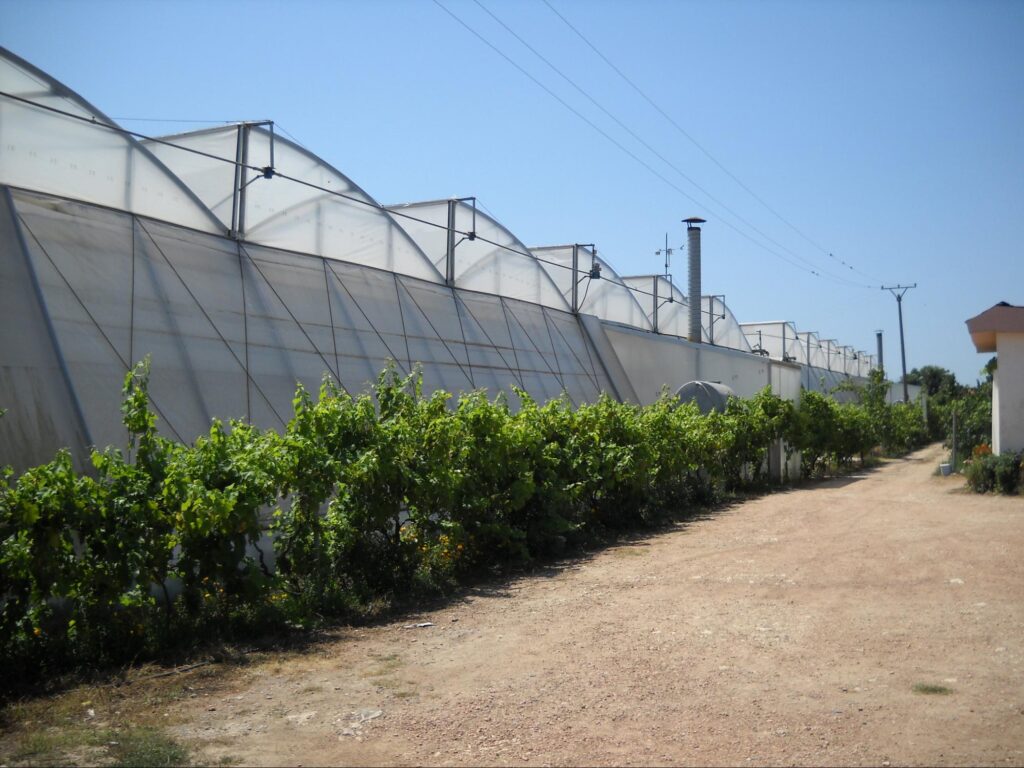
[175,443,1023,766]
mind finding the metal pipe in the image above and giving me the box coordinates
[236,123,250,239]
[229,124,245,239]
[684,217,705,343]
[876,330,884,374]
[652,276,659,333]
[571,244,579,313]
[445,199,457,287]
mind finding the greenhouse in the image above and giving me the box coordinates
[0,47,881,473]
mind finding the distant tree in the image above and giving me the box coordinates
[905,365,962,404]
[981,356,997,385]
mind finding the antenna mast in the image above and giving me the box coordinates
[655,233,673,279]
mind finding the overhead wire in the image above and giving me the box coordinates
[470,0,869,288]
[436,0,876,290]
[540,0,884,286]
[432,0,875,290]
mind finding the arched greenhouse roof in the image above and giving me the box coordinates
[621,275,691,338]
[740,321,806,364]
[701,295,752,353]
[532,246,652,330]
[387,199,570,310]
[144,126,444,283]
[0,47,222,233]
[797,331,828,369]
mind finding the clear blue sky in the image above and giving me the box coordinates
[3,0,1022,385]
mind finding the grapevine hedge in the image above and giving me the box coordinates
[0,362,925,688]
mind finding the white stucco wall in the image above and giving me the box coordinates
[599,325,701,404]
[994,332,1024,454]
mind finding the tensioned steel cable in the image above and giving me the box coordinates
[136,219,289,428]
[392,273,414,371]
[501,298,573,403]
[394,279,476,389]
[17,213,188,444]
[498,296,525,386]
[544,309,602,392]
[540,0,884,286]
[540,306,567,389]
[322,260,342,386]
[451,292,527,391]
[238,243,352,396]
[324,261,412,377]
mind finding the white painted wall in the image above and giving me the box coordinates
[994,332,1024,454]
[600,326,700,403]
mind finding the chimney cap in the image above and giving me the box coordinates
[683,216,707,227]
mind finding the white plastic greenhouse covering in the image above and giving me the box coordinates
[798,331,828,369]
[144,127,444,283]
[531,245,652,330]
[618,275,754,355]
[701,295,752,353]
[0,50,221,233]
[741,321,806,364]
[621,275,690,338]
[0,47,882,474]
[385,200,569,309]
[0,186,616,471]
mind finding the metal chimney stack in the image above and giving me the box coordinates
[684,217,706,343]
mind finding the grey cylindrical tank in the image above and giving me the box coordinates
[674,380,735,414]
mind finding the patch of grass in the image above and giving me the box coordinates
[4,726,187,768]
[108,727,189,767]
[8,731,80,766]
[913,682,953,695]
[365,653,403,678]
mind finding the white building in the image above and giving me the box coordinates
[966,302,1024,454]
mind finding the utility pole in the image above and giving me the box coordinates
[881,284,916,402]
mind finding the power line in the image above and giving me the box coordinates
[540,0,884,286]
[471,0,852,283]
[434,0,875,290]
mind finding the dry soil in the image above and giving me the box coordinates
[169,443,1024,766]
